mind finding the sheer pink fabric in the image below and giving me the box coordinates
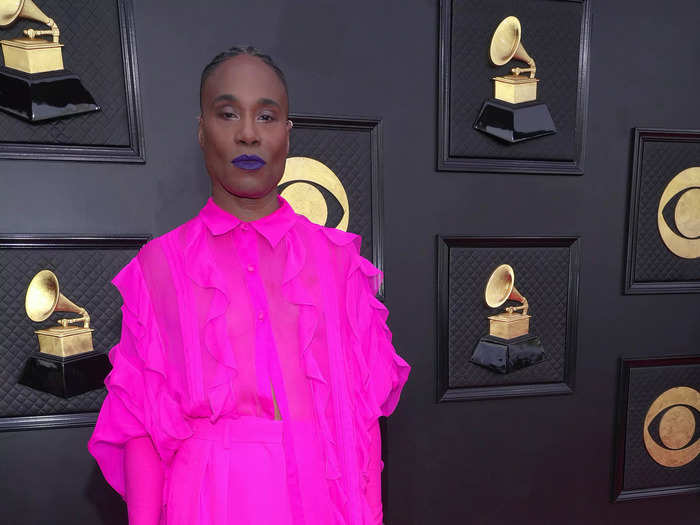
[88,197,410,525]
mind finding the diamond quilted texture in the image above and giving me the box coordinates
[622,364,700,491]
[447,0,582,160]
[632,139,700,282]
[447,244,572,388]
[289,126,375,261]
[0,0,131,146]
[0,245,140,418]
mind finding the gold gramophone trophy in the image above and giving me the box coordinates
[19,270,110,397]
[0,0,99,121]
[473,16,556,143]
[470,264,546,374]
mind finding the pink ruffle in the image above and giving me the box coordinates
[344,237,410,499]
[282,228,342,483]
[88,258,192,498]
[181,220,240,423]
[304,224,410,521]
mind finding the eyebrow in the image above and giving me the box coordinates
[258,97,281,109]
[212,94,237,105]
[211,94,281,109]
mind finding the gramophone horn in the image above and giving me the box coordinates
[484,264,526,308]
[0,0,52,29]
[25,269,84,322]
[0,0,23,27]
[489,16,536,77]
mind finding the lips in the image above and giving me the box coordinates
[232,154,266,171]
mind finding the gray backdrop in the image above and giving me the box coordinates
[0,1,699,524]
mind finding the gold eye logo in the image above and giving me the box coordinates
[278,157,350,231]
[657,167,700,259]
[643,386,700,468]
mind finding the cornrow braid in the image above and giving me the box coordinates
[199,45,289,111]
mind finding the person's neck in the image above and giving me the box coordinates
[211,187,280,222]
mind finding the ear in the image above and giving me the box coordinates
[197,115,204,148]
[285,119,292,154]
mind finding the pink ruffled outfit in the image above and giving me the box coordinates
[88,197,410,525]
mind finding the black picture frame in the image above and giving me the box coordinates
[0,235,149,432]
[437,0,591,174]
[613,356,700,502]
[288,113,384,298]
[624,128,700,294]
[0,0,144,163]
[436,235,580,401]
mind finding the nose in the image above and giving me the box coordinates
[235,115,260,146]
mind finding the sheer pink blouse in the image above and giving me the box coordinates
[88,197,410,524]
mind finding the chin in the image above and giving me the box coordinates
[222,183,277,200]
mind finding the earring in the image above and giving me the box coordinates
[288,119,294,129]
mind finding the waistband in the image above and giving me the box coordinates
[191,415,283,446]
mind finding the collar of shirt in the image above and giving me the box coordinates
[199,196,299,248]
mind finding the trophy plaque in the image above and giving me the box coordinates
[19,269,110,397]
[0,0,99,121]
[471,264,546,374]
[473,16,556,143]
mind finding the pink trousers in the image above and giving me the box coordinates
[165,416,333,525]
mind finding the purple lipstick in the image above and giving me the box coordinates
[232,154,266,171]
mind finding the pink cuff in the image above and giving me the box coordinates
[125,436,164,525]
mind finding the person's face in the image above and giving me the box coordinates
[198,55,290,200]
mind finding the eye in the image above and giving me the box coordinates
[660,186,700,239]
[257,113,275,122]
[643,386,700,468]
[277,157,350,231]
[278,180,345,228]
[221,112,238,120]
[657,167,700,259]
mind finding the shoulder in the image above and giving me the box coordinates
[290,216,382,291]
[137,214,204,263]
[292,214,362,258]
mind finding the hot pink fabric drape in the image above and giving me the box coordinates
[88,197,410,524]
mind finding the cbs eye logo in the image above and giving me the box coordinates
[643,386,700,468]
[657,167,700,259]
[278,157,349,231]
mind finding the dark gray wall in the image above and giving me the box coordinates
[1,1,699,523]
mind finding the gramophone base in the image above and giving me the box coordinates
[0,66,99,122]
[471,333,546,374]
[18,350,110,398]
[474,98,556,143]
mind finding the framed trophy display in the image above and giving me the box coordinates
[0,235,148,432]
[437,0,591,174]
[436,235,580,401]
[624,128,700,294]
[0,0,143,162]
[613,356,700,501]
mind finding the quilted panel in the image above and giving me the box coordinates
[447,244,572,387]
[448,0,582,160]
[289,125,375,261]
[0,244,141,417]
[632,139,700,282]
[622,364,700,491]
[0,0,130,146]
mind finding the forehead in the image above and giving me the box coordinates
[202,55,287,108]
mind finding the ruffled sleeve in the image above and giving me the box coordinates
[345,250,410,418]
[88,256,192,498]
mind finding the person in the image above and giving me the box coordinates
[87,46,410,525]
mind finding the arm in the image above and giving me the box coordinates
[125,436,164,525]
